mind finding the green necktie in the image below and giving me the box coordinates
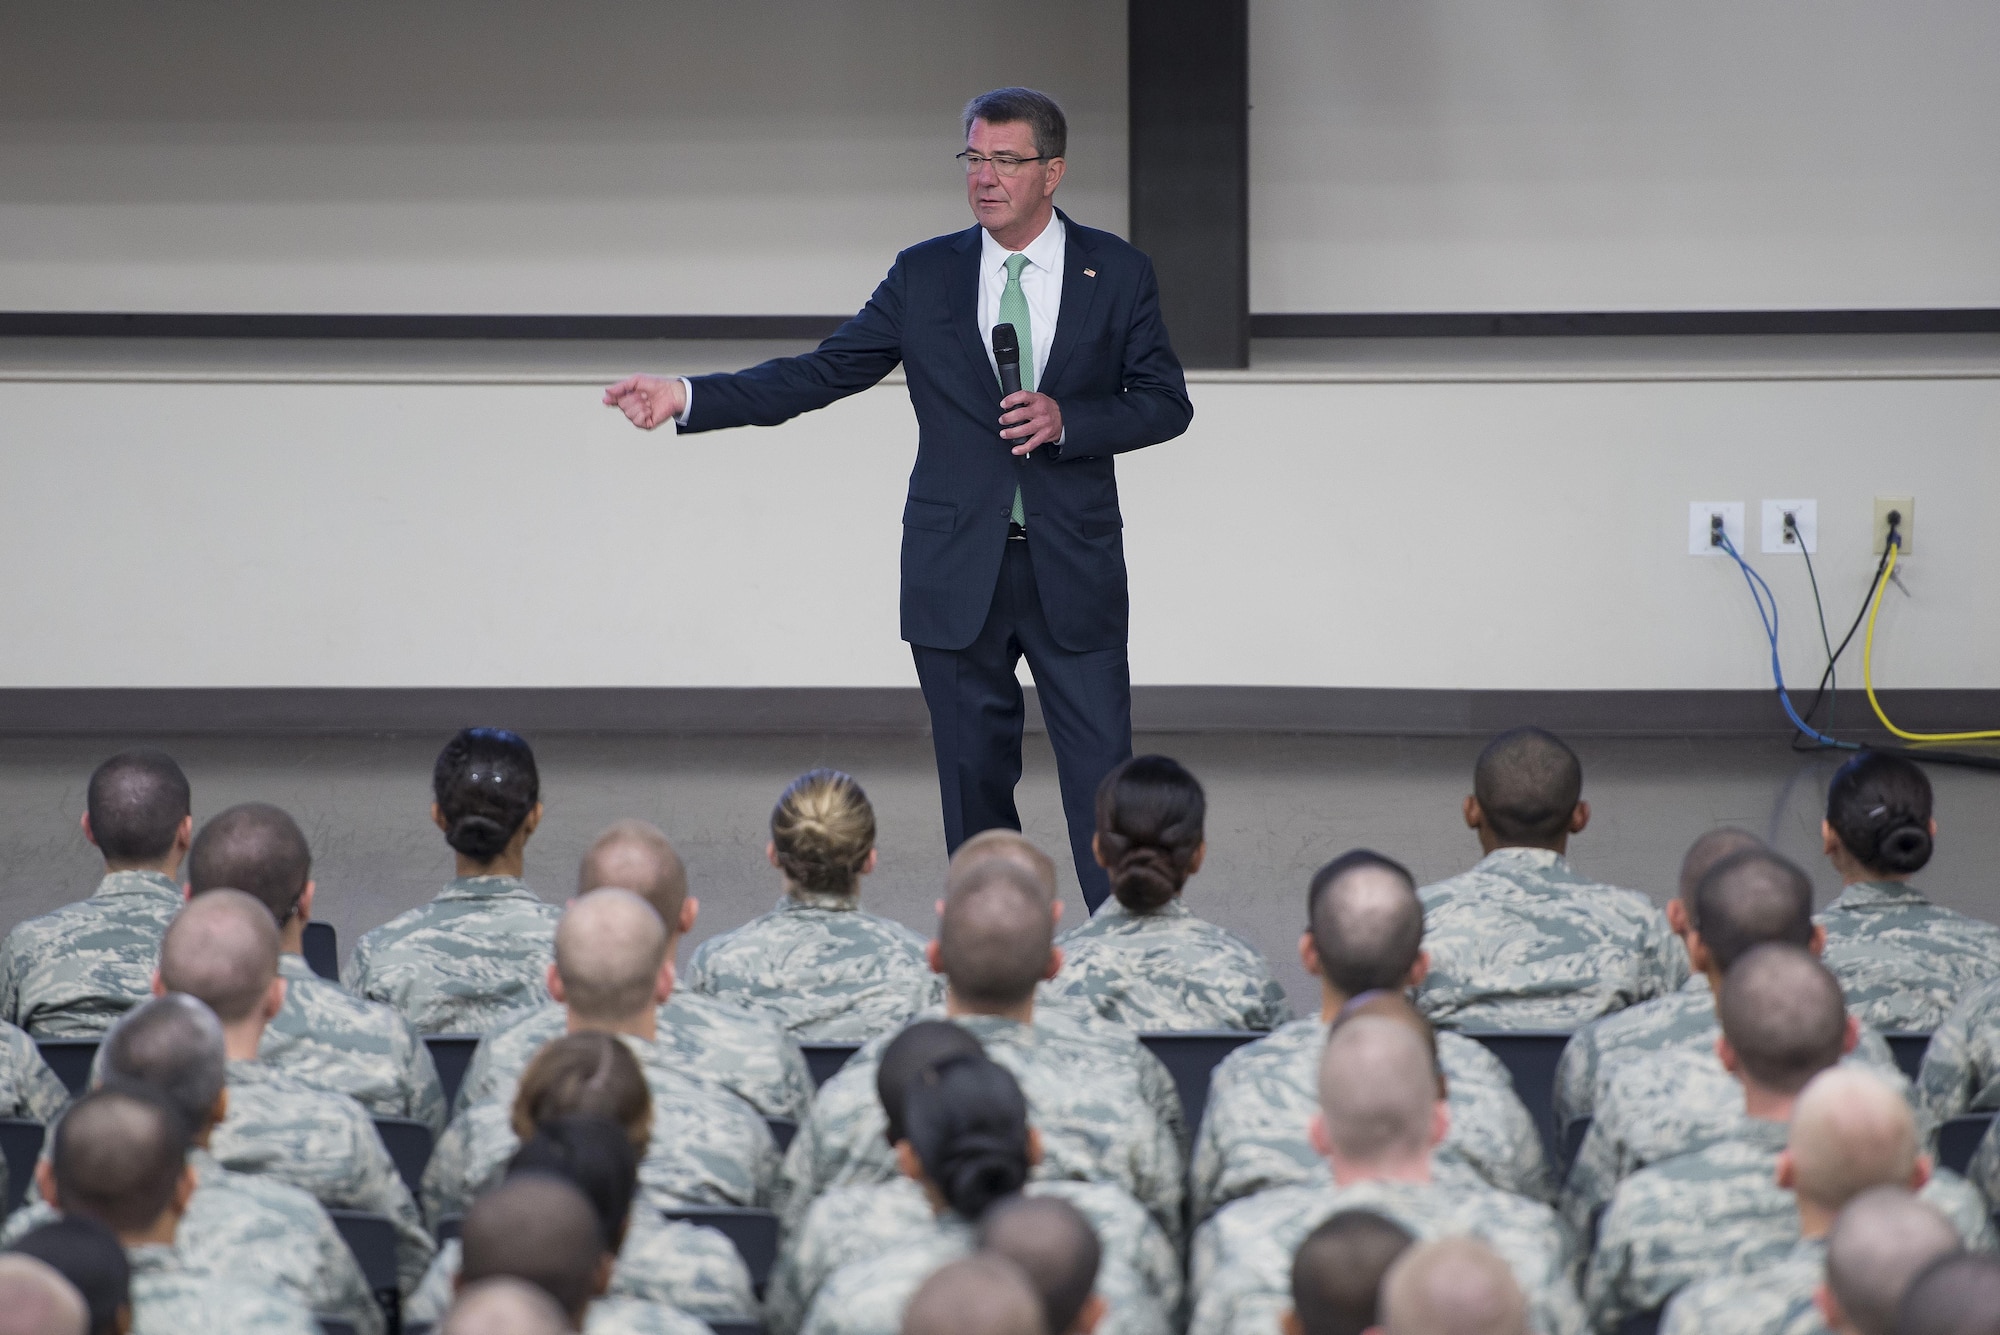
[1000,253,1032,529]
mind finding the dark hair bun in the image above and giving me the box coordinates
[936,1134,1029,1219]
[433,727,540,866]
[1873,822,1933,875]
[1826,752,1934,877]
[1111,844,1182,913]
[1094,755,1205,915]
[448,813,515,862]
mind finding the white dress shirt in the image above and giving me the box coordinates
[676,213,1067,430]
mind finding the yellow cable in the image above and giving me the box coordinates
[1863,538,2000,742]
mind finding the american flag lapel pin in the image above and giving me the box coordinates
[1083,268,1096,277]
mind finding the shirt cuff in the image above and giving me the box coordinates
[675,377,695,429]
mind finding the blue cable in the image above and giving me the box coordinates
[1713,532,1855,750]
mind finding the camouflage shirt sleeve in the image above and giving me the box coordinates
[1918,979,2000,1132]
[0,1023,69,1123]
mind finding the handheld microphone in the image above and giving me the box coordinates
[991,324,1023,399]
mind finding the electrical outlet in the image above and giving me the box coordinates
[1873,497,1913,554]
[1689,502,1745,556]
[1761,500,1817,554]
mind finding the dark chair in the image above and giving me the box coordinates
[1883,1032,1931,1083]
[0,1118,46,1216]
[424,1035,483,1110]
[327,1208,401,1329]
[765,1117,798,1153]
[661,1206,781,1296]
[1462,1031,1571,1171]
[1560,1115,1593,1178]
[1937,1111,1997,1177]
[800,1043,861,1089]
[317,1320,358,1335]
[302,922,341,982]
[1137,1031,1261,1134]
[35,1039,99,1097]
[708,1321,765,1335]
[373,1117,435,1195]
[404,1326,433,1335]
[435,1214,462,1244]
[1619,1311,1661,1335]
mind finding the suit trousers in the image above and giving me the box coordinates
[911,536,1132,913]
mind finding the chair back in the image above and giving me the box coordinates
[0,1118,46,1216]
[1136,1031,1261,1133]
[424,1035,483,1109]
[1462,1030,1571,1170]
[800,1043,861,1089]
[302,922,341,981]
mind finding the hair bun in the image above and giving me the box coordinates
[1111,843,1182,914]
[448,813,514,862]
[1875,822,1933,875]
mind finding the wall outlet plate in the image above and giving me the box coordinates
[1874,496,1914,554]
[1761,499,1817,554]
[1689,501,1745,556]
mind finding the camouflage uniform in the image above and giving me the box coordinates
[0,871,184,1036]
[0,1020,72,1211]
[1188,1177,1586,1335]
[423,1032,779,1223]
[407,1208,756,1324]
[1042,899,1290,1033]
[588,1297,717,1335]
[265,953,447,1132]
[683,892,943,1042]
[1413,848,1688,1030]
[1916,975,2000,1132]
[1817,880,2000,1031]
[214,1059,435,1294]
[3,1147,381,1335]
[777,1009,1184,1242]
[1553,975,1711,1136]
[343,875,562,1035]
[1560,1040,1905,1233]
[799,1208,1170,1335]
[1189,1016,1549,1221]
[770,1176,1179,1335]
[453,991,813,1121]
[1586,1119,1993,1333]
[1659,1237,1828,1335]
[126,1242,321,1335]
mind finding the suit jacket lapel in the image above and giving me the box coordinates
[950,227,998,393]
[1038,211,1102,394]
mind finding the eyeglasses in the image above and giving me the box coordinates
[957,151,1051,178]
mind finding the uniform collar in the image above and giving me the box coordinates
[438,874,540,902]
[780,889,862,913]
[1828,879,1929,909]
[980,211,1065,274]
[1472,847,1568,874]
[92,869,184,901]
[1090,897,1190,922]
[126,1243,179,1275]
[224,1057,275,1085]
[276,953,317,981]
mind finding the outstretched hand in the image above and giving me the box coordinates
[1000,391,1062,455]
[602,374,687,431]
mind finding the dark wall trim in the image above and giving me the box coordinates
[0,686,1990,740]
[1129,0,1250,369]
[1252,310,2000,339]
[0,313,849,341]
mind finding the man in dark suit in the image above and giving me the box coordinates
[603,88,1191,911]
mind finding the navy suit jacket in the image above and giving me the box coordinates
[683,211,1193,653]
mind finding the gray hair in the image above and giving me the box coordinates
[962,88,1067,160]
[101,994,228,1130]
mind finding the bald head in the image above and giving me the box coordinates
[1898,1253,2000,1335]
[1788,1069,1919,1214]
[101,994,227,1133]
[1290,1210,1416,1335]
[949,830,1058,905]
[50,1088,191,1239]
[979,1196,1101,1335]
[0,1257,87,1335]
[1472,727,1582,846]
[1307,851,1423,997]
[1383,1238,1528,1335]
[1677,827,1764,902]
[938,861,1054,1010]
[158,889,279,1025]
[902,1255,1046,1335]
[461,1175,607,1324]
[1827,1189,1962,1335]
[555,888,670,1025]
[1718,945,1847,1095]
[1318,1016,1441,1166]
[1693,848,1816,971]
[577,821,688,929]
[443,1277,571,1335]
[186,803,311,926]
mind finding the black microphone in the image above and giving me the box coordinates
[991,323,1022,399]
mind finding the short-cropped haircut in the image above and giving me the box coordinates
[85,749,190,864]
[100,995,227,1132]
[8,1217,130,1335]
[978,1195,1101,1335]
[1717,944,1847,1094]
[187,803,312,925]
[1691,848,1814,971]
[51,1087,192,1237]
[157,889,280,1024]
[1291,1210,1415,1335]
[460,1175,605,1321]
[1896,1252,2000,1335]
[1307,851,1422,996]
[1471,727,1582,845]
[962,87,1067,160]
[938,861,1052,1009]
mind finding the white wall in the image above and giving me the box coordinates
[0,2,1126,314]
[1251,0,2000,312]
[2,353,1993,691]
